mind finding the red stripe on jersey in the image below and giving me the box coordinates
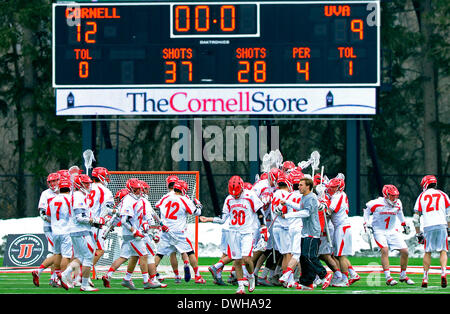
[186,237,194,250]
[155,195,170,209]
[180,197,194,215]
[85,237,95,253]
[227,245,232,259]
[47,236,54,247]
[417,192,425,213]
[375,238,384,249]
[370,204,384,213]
[441,191,450,208]
[334,195,344,213]
[63,196,71,215]
[46,197,55,216]
[242,198,255,212]
[146,243,154,256]
[98,185,105,205]
[226,198,232,211]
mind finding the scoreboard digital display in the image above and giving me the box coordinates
[52,1,380,88]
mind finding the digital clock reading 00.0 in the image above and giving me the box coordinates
[52,1,380,88]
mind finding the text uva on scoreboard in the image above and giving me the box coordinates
[52,1,380,88]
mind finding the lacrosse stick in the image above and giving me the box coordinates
[298,151,320,174]
[317,166,333,249]
[261,149,283,173]
[83,149,95,177]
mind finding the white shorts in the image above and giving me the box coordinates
[156,231,194,256]
[220,229,230,255]
[373,229,407,251]
[143,235,156,264]
[318,222,334,256]
[70,232,95,267]
[120,237,149,259]
[288,228,302,259]
[333,225,353,256]
[92,227,106,251]
[273,226,291,255]
[53,234,73,259]
[424,226,448,253]
[44,229,54,254]
[227,231,254,260]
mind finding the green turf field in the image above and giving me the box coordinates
[0,257,449,295]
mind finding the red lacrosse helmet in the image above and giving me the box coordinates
[228,176,244,198]
[337,178,345,192]
[277,173,292,191]
[326,178,341,196]
[289,170,304,185]
[166,175,179,189]
[47,173,60,192]
[282,161,295,173]
[73,174,92,194]
[173,180,188,195]
[313,174,322,186]
[382,184,399,206]
[58,177,72,190]
[244,182,253,190]
[420,175,437,191]
[57,169,70,180]
[92,167,110,186]
[126,178,142,198]
[268,168,282,186]
[115,188,129,204]
[260,173,268,180]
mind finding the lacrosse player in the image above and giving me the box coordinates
[154,175,191,283]
[60,174,105,292]
[44,177,73,288]
[32,172,60,287]
[413,175,450,288]
[224,175,266,294]
[154,180,206,284]
[88,167,115,277]
[363,184,414,286]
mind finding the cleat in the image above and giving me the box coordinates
[441,276,447,288]
[121,279,138,290]
[184,264,191,282]
[313,276,323,288]
[386,277,398,286]
[208,265,219,282]
[195,276,206,284]
[421,279,428,288]
[102,275,111,288]
[154,279,168,288]
[80,285,99,292]
[32,271,40,287]
[214,277,227,286]
[58,273,70,291]
[143,280,161,289]
[156,273,164,282]
[322,273,333,290]
[332,277,349,287]
[278,272,290,285]
[236,287,245,294]
[257,276,273,286]
[88,278,95,288]
[248,276,256,293]
[399,276,415,285]
[348,273,361,285]
[174,276,182,284]
[296,283,314,291]
[228,274,238,285]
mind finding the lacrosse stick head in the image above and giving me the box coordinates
[310,151,320,171]
[82,149,96,176]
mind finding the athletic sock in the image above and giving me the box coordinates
[142,272,149,283]
[214,261,224,269]
[107,267,115,279]
[384,269,391,280]
[124,271,133,281]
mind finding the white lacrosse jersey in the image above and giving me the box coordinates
[47,193,72,235]
[271,189,291,228]
[86,182,114,218]
[38,188,58,229]
[157,193,196,233]
[252,179,277,226]
[70,190,91,233]
[414,188,450,228]
[365,197,405,231]
[140,197,157,227]
[223,190,264,234]
[119,194,144,237]
[329,191,350,227]
[284,190,303,231]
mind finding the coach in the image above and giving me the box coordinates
[282,177,328,290]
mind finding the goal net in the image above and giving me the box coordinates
[93,171,200,280]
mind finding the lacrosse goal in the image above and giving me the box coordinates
[93,171,200,279]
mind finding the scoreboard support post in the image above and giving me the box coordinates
[346,120,360,216]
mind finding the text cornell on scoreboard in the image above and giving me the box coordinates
[52,1,380,88]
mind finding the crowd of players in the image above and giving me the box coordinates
[31,160,450,294]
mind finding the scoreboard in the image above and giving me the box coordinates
[52,1,380,116]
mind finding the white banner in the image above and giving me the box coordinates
[56,88,376,116]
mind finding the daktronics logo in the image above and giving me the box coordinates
[126,91,308,114]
